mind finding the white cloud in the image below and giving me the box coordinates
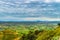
[0,16,60,21]
[0,0,60,21]
[44,0,59,3]
[0,1,15,5]
[44,0,51,3]
[55,0,60,2]
[24,1,31,3]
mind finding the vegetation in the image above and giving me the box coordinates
[0,23,59,40]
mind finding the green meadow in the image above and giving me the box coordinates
[0,22,59,40]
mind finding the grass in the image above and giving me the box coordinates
[0,23,59,40]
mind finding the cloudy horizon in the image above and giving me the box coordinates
[0,0,60,21]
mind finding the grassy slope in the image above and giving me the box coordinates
[0,23,59,40]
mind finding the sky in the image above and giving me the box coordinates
[0,0,60,21]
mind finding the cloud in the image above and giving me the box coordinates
[0,16,60,21]
[55,0,60,2]
[44,0,52,3]
[44,0,60,3]
[23,0,60,3]
[0,1,15,5]
[0,0,59,21]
